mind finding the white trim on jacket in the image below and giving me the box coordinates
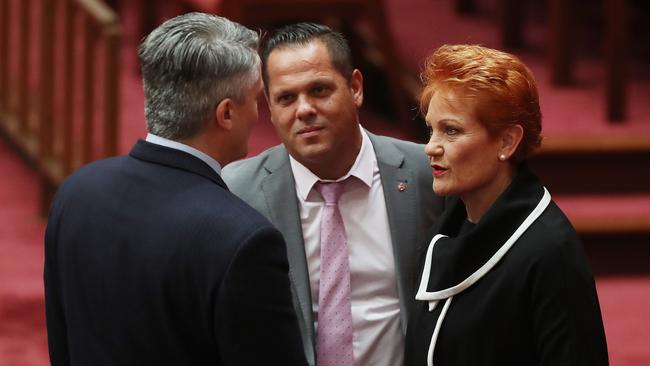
[415,188,552,366]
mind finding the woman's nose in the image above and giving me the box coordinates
[424,138,443,158]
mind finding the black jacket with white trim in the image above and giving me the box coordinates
[405,165,608,366]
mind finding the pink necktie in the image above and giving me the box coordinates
[314,179,354,366]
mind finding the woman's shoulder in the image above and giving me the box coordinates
[510,200,592,272]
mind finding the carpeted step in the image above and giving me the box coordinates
[530,135,650,195]
[555,194,650,235]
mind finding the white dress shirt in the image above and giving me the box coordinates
[145,133,222,175]
[289,127,404,366]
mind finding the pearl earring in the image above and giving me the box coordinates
[499,154,506,161]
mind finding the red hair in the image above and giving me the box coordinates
[420,44,542,161]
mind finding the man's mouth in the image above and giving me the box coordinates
[297,126,324,136]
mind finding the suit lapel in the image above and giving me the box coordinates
[369,133,418,334]
[260,148,316,364]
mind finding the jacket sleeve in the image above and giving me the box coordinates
[528,234,609,366]
[44,195,71,366]
[214,225,307,366]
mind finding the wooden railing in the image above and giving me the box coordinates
[0,0,121,215]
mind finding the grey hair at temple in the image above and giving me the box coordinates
[138,12,260,140]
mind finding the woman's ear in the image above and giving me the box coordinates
[215,98,234,131]
[499,124,524,160]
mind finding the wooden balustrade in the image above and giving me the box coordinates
[0,0,122,215]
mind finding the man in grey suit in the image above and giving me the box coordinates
[222,23,444,366]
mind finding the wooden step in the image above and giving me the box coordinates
[554,194,650,269]
[554,194,650,234]
[530,134,650,194]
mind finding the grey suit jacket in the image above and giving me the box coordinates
[222,132,444,365]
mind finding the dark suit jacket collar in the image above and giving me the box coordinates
[129,139,228,190]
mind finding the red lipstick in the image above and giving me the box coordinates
[432,164,448,177]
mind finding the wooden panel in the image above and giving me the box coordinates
[501,0,525,49]
[40,0,56,161]
[17,0,31,136]
[0,0,8,112]
[103,24,121,157]
[81,15,97,165]
[604,0,628,121]
[549,0,572,85]
[62,0,76,174]
[455,0,477,14]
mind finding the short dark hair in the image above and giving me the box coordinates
[260,22,354,90]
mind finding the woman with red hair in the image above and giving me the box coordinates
[405,45,608,366]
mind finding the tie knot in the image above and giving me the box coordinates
[314,178,350,204]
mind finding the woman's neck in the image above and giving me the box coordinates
[462,167,515,224]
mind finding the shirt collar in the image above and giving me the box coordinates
[145,133,222,176]
[289,126,375,201]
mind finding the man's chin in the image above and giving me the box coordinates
[290,144,333,164]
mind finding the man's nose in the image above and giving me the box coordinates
[295,95,317,122]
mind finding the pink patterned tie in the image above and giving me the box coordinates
[314,179,354,366]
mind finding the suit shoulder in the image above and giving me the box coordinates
[65,155,127,179]
[186,181,270,222]
[512,201,589,273]
[525,202,580,249]
[371,133,429,168]
[56,156,129,195]
[223,145,285,179]
[221,145,288,200]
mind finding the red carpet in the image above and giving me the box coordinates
[0,139,48,366]
[2,139,649,364]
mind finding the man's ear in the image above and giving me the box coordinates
[350,69,364,108]
[499,124,524,159]
[215,98,234,131]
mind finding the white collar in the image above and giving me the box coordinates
[416,188,552,304]
[414,188,551,366]
[145,133,222,175]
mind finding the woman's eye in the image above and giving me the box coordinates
[446,127,459,135]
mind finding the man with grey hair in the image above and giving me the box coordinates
[44,13,307,365]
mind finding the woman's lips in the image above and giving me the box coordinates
[432,164,448,177]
